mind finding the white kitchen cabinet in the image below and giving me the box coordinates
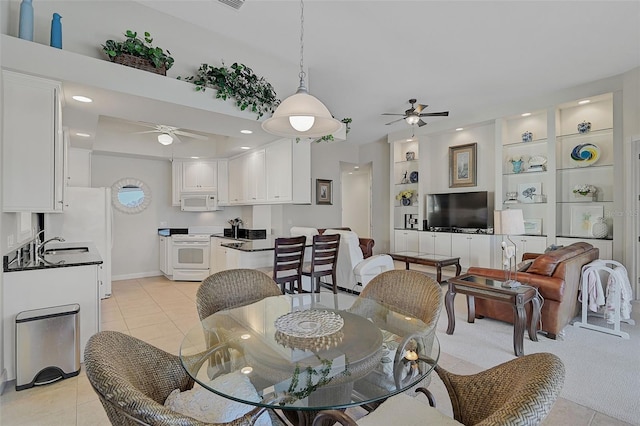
[217,159,229,205]
[2,71,65,212]
[3,264,100,381]
[228,156,246,204]
[159,236,172,275]
[246,149,266,203]
[451,234,493,270]
[494,235,547,266]
[182,160,217,192]
[419,232,452,256]
[67,146,91,187]
[171,161,182,206]
[210,237,272,272]
[266,139,293,203]
[394,229,419,252]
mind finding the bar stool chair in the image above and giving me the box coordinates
[302,234,341,293]
[271,235,306,293]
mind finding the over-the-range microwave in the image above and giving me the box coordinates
[180,192,220,211]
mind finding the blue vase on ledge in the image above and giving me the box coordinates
[50,13,62,49]
[511,160,523,174]
[18,0,34,41]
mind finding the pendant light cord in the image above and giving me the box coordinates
[297,0,307,92]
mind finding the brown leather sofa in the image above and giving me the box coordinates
[318,227,375,258]
[467,242,599,339]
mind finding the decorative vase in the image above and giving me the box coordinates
[401,197,411,206]
[521,131,533,143]
[511,160,523,174]
[18,0,34,41]
[577,121,591,134]
[591,217,608,239]
[405,151,415,161]
[50,13,62,49]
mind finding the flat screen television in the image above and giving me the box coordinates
[426,191,492,230]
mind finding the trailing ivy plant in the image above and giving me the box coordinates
[294,118,352,143]
[102,30,174,70]
[179,62,279,119]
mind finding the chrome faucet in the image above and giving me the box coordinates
[38,236,66,257]
[32,230,65,259]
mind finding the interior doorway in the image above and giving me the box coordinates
[341,162,372,238]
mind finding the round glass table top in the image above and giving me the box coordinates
[180,292,440,411]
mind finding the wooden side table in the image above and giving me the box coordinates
[445,274,541,357]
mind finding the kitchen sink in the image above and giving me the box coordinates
[224,242,244,248]
[44,247,89,255]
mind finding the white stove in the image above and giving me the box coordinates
[171,233,211,281]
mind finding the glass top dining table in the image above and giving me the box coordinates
[180,292,439,424]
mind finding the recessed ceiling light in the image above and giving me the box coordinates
[190,156,200,159]
[455,128,463,131]
[72,95,93,103]
[240,129,253,134]
[354,166,359,169]
[521,112,531,117]
[406,138,413,142]
[578,99,591,105]
[240,146,251,150]
[240,367,253,375]
[75,132,91,137]
[348,172,353,175]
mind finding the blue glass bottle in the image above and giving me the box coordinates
[18,0,34,41]
[50,13,62,49]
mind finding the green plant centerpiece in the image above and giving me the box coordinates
[102,30,174,75]
[179,62,279,119]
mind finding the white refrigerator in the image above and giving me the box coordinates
[45,187,113,299]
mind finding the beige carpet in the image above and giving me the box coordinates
[437,289,640,425]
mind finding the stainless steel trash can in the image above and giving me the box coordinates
[15,303,81,391]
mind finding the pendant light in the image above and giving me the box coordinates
[262,0,342,138]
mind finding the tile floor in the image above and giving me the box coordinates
[0,275,632,425]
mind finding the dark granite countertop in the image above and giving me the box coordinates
[3,241,103,273]
[218,235,310,252]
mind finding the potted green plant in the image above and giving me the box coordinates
[179,62,279,119]
[102,30,174,76]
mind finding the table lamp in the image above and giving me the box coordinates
[494,209,525,287]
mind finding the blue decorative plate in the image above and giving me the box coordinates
[570,143,600,167]
[409,171,419,183]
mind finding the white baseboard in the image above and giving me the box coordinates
[0,368,7,395]
[112,271,163,281]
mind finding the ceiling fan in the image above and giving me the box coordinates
[133,122,209,145]
[382,99,449,127]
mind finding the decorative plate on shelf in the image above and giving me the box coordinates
[274,310,344,338]
[409,171,419,183]
[570,143,600,167]
[528,155,547,166]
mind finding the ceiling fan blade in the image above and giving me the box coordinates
[385,117,406,125]
[413,104,429,114]
[133,130,160,134]
[173,130,208,140]
[418,111,450,117]
[417,119,428,127]
[134,121,160,129]
[381,113,406,116]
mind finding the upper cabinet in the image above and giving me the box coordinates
[2,71,65,212]
[182,160,217,192]
[226,138,311,206]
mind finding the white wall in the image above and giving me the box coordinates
[359,138,391,253]
[341,167,370,238]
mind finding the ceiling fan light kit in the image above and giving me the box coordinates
[261,0,342,139]
[383,98,449,128]
[157,133,173,145]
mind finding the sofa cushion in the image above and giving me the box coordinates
[527,242,592,276]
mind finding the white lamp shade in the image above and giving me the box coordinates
[262,92,343,138]
[157,133,173,145]
[494,209,525,235]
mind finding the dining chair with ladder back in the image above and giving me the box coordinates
[302,233,341,293]
[269,235,306,293]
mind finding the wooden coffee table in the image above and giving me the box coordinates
[445,273,541,357]
[388,251,461,283]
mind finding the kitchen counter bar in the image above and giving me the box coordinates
[217,235,311,252]
[3,241,103,272]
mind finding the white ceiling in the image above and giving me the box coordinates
[66,1,640,155]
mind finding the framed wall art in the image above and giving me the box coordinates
[517,182,542,203]
[316,179,333,205]
[449,143,477,188]
[570,205,603,237]
[523,218,542,235]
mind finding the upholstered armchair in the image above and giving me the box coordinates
[290,226,375,258]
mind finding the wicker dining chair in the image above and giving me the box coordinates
[196,268,282,321]
[312,352,566,426]
[84,331,273,426]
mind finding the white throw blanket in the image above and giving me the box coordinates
[580,260,633,322]
[605,265,633,323]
